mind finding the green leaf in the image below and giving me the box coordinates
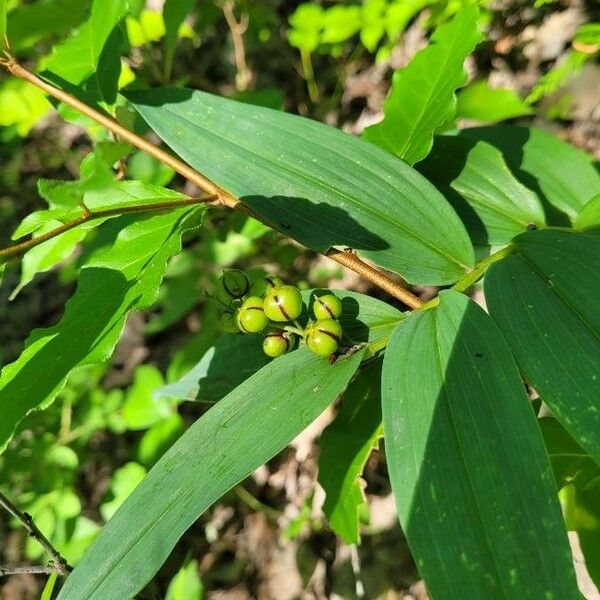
[44,0,128,106]
[540,418,600,590]
[456,81,533,123]
[41,573,58,600]
[126,88,474,285]
[418,136,545,246]
[319,359,382,544]
[100,462,147,521]
[137,414,184,467]
[57,347,363,600]
[122,365,169,430]
[575,193,600,231]
[0,0,6,50]
[165,561,203,600]
[463,126,600,222]
[10,143,188,298]
[10,221,90,299]
[485,229,600,464]
[363,7,483,165]
[163,0,195,81]
[6,0,90,52]
[0,208,200,451]
[382,290,578,598]
[155,334,270,404]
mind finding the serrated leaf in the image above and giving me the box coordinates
[319,359,382,544]
[485,229,600,464]
[0,208,200,451]
[382,290,578,598]
[363,7,483,165]
[44,0,128,106]
[464,126,600,222]
[126,88,474,285]
[418,136,545,246]
[57,347,363,600]
[10,222,91,299]
[456,81,533,123]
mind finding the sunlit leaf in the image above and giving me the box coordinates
[456,81,533,123]
[418,136,545,246]
[127,88,474,285]
[363,7,483,164]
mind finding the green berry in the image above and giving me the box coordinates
[236,296,268,333]
[306,319,343,357]
[220,313,240,333]
[249,276,284,297]
[313,294,342,320]
[214,269,250,305]
[263,285,303,322]
[263,331,295,358]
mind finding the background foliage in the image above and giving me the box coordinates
[0,0,599,599]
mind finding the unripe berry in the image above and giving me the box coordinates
[263,285,303,322]
[313,294,342,320]
[249,276,284,297]
[214,269,250,305]
[236,296,268,333]
[306,319,343,357]
[263,331,295,358]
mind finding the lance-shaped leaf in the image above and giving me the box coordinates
[418,136,545,246]
[126,88,474,286]
[485,229,600,464]
[0,208,201,451]
[363,6,482,165]
[464,126,600,222]
[382,290,578,599]
[57,347,364,600]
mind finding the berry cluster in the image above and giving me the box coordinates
[214,270,345,359]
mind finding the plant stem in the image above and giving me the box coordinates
[0,52,423,309]
[0,195,217,263]
[452,245,515,293]
[222,0,251,92]
[300,49,319,103]
[0,490,71,576]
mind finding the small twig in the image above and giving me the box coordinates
[0,195,217,262]
[0,490,71,576]
[0,51,423,309]
[222,1,252,92]
[0,565,60,576]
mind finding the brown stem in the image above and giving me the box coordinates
[0,52,423,309]
[0,565,60,576]
[0,490,71,576]
[0,196,217,262]
[222,1,252,92]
